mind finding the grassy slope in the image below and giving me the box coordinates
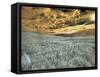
[21,32,95,71]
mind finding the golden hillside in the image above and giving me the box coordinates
[21,6,95,36]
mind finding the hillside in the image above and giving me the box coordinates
[51,24,95,36]
[21,6,95,36]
